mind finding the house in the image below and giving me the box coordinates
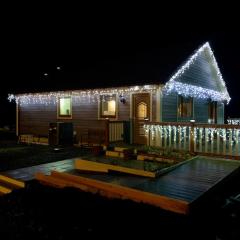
[8,42,230,145]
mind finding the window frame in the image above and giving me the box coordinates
[177,96,193,118]
[57,96,72,119]
[99,94,118,119]
[208,101,217,124]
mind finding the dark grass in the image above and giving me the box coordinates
[0,180,234,240]
[0,141,90,172]
[0,141,173,173]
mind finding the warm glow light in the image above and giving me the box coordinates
[59,97,71,116]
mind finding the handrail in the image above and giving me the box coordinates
[143,121,240,129]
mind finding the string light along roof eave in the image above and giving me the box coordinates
[8,84,161,105]
[163,42,231,104]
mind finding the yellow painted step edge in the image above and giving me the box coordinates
[75,159,156,178]
[0,175,25,188]
[0,185,12,194]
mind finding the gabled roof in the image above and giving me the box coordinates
[8,42,230,105]
[163,42,230,103]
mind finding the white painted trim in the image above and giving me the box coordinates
[98,94,119,120]
[156,87,161,122]
[16,102,19,136]
[150,92,153,122]
[130,92,133,119]
[131,92,152,120]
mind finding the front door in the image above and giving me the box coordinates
[132,93,150,144]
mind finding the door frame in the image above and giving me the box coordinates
[130,92,152,144]
[130,92,153,121]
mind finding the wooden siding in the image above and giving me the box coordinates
[174,49,223,92]
[161,92,178,122]
[18,92,157,142]
[194,98,209,123]
[117,93,131,121]
[161,92,225,124]
[19,102,57,136]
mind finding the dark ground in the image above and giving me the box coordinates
[1,137,240,239]
[0,180,240,240]
[0,180,232,240]
[0,141,88,172]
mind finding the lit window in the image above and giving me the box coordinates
[100,95,116,118]
[137,102,147,119]
[178,96,193,117]
[58,97,72,118]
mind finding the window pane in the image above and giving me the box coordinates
[100,95,116,117]
[137,102,147,119]
[59,98,71,116]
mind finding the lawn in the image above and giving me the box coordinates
[0,141,90,172]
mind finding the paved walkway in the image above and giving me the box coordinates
[2,159,75,181]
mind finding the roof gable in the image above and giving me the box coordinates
[163,42,230,103]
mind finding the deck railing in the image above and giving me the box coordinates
[143,122,240,158]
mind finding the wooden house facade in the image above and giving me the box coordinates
[9,42,230,145]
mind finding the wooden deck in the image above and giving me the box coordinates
[35,156,240,214]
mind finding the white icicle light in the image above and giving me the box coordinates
[163,42,231,104]
[8,85,158,106]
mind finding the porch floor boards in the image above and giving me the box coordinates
[68,156,240,203]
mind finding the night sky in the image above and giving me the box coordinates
[1,15,239,126]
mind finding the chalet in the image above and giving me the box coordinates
[9,42,230,146]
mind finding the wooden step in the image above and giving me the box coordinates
[0,185,12,195]
[114,147,128,152]
[106,150,124,158]
[0,175,25,189]
[35,172,69,188]
[37,171,189,214]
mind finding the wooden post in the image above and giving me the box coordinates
[173,126,177,149]
[199,128,203,153]
[190,122,195,154]
[159,126,162,148]
[236,129,239,156]
[168,125,172,148]
[178,126,182,150]
[105,119,109,146]
[205,128,208,153]
[229,129,232,156]
[217,129,220,154]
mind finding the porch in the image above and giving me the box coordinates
[18,119,240,159]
